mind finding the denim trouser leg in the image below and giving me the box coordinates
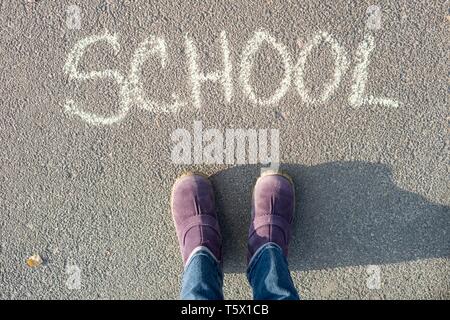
[181,247,224,300]
[180,243,299,300]
[247,243,300,300]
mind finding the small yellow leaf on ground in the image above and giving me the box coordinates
[26,254,43,268]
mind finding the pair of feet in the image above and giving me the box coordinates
[171,171,295,266]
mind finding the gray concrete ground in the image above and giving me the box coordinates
[0,0,448,299]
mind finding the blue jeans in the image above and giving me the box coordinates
[181,243,300,300]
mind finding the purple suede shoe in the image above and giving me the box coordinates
[171,173,222,266]
[248,172,295,262]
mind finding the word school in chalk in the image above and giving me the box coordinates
[64,30,400,125]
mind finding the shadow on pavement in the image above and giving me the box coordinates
[210,161,449,273]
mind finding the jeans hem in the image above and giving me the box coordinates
[184,246,220,270]
[247,242,283,281]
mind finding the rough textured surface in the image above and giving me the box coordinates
[0,0,448,299]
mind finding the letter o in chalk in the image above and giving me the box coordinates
[294,32,348,104]
[240,31,292,106]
